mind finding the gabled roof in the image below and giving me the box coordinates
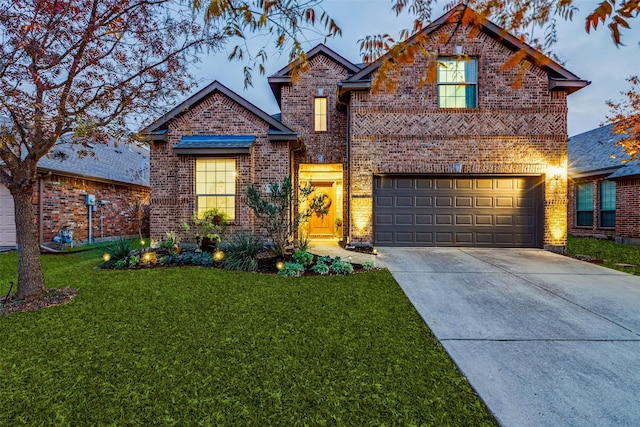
[142,81,298,141]
[268,44,363,106]
[344,5,589,94]
[568,124,640,179]
[38,136,150,187]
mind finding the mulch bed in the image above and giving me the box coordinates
[0,287,78,316]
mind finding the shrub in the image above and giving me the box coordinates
[129,255,140,267]
[278,262,305,277]
[100,238,134,268]
[221,232,264,272]
[330,257,353,275]
[159,231,181,255]
[312,260,330,276]
[362,261,376,271]
[160,251,213,267]
[247,176,313,257]
[293,249,314,267]
[180,208,228,250]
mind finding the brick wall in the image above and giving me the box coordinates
[613,177,640,240]
[348,24,569,248]
[35,174,150,244]
[150,91,290,243]
[280,54,350,240]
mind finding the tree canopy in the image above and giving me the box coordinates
[0,0,222,299]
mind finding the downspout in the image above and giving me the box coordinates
[346,103,351,244]
[38,175,44,244]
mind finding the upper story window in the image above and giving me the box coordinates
[195,158,236,220]
[599,180,616,228]
[575,182,593,227]
[314,97,327,132]
[437,57,478,108]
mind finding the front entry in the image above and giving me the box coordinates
[309,182,335,238]
[298,163,343,241]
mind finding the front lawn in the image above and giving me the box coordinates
[568,237,640,276]
[0,249,496,426]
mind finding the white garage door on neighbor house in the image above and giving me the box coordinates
[0,184,16,247]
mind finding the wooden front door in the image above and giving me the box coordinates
[309,182,335,237]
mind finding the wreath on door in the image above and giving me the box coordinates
[310,192,332,216]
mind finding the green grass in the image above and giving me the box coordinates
[0,249,496,426]
[568,237,640,276]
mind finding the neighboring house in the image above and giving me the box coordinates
[0,137,150,248]
[568,124,640,245]
[144,6,588,251]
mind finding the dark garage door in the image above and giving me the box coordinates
[373,175,543,247]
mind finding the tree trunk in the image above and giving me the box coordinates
[11,182,46,300]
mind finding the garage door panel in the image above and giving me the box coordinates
[396,214,413,225]
[476,215,493,225]
[373,175,542,247]
[416,196,432,207]
[476,179,493,189]
[375,213,393,225]
[455,197,473,207]
[455,233,473,244]
[375,196,393,207]
[396,196,413,207]
[435,232,454,244]
[456,214,473,225]
[416,214,432,225]
[416,179,433,189]
[476,197,493,208]
[435,179,453,189]
[456,179,473,189]
[435,197,452,207]
[496,197,514,208]
[495,215,514,226]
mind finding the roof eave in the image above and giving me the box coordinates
[568,166,623,179]
[173,147,252,156]
[549,78,591,94]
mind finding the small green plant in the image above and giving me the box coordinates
[221,231,264,272]
[295,230,311,251]
[312,260,330,275]
[318,255,332,264]
[159,231,181,254]
[129,255,140,267]
[100,238,134,267]
[278,262,305,277]
[293,249,314,267]
[330,256,353,275]
[180,208,228,250]
[160,251,213,267]
[362,260,376,271]
[114,258,128,269]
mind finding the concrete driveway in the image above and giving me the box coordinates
[380,248,640,427]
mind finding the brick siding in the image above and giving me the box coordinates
[613,177,640,239]
[149,92,290,243]
[347,24,568,248]
[35,174,149,244]
[280,54,350,240]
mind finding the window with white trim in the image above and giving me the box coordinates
[575,182,593,227]
[437,57,478,108]
[314,97,327,131]
[599,180,615,228]
[195,158,236,220]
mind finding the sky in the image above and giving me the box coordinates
[189,1,640,137]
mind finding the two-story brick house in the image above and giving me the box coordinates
[144,6,588,251]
